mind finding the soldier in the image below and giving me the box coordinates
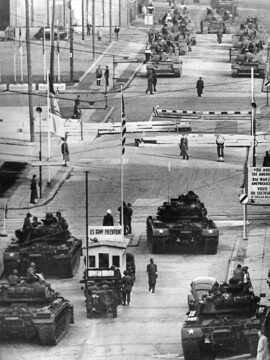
[73,95,81,119]
[121,270,134,306]
[61,138,70,166]
[56,211,69,230]
[126,203,133,234]
[257,330,269,360]
[103,209,114,226]
[26,262,40,283]
[22,212,33,242]
[146,69,154,95]
[179,134,189,160]
[8,269,21,286]
[233,264,244,284]
[152,68,157,92]
[96,65,103,86]
[147,258,158,293]
[196,77,204,97]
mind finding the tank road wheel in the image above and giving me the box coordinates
[182,339,201,360]
[174,69,181,78]
[248,335,258,356]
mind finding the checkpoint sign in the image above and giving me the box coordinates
[239,193,248,205]
[248,167,270,204]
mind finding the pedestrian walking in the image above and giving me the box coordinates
[152,68,157,92]
[147,258,158,293]
[96,65,102,86]
[61,138,70,166]
[114,26,120,40]
[30,174,38,204]
[97,27,102,41]
[257,330,268,360]
[146,69,154,94]
[121,270,134,306]
[103,209,114,226]
[263,151,270,167]
[179,134,189,160]
[73,95,81,119]
[196,77,204,97]
[127,203,133,234]
[104,66,109,88]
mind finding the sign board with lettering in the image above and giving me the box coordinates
[88,226,123,241]
[248,167,270,203]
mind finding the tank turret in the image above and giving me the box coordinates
[0,281,74,345]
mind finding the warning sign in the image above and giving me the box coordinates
[248,167,270,203]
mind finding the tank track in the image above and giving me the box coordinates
[38,306,71,345]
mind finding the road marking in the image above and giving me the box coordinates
[151,355,183,359]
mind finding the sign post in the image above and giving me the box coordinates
[239,192,248,240]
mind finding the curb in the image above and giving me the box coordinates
[8,167,73,211]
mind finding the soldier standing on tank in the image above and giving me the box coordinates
[8,269,21,286]
[233,264,244,284]
[22,212,33,242]
[56,211,69,230]
[122,270,134,306]
[147,258,158,293]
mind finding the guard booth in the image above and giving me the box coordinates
[86,226,128,276]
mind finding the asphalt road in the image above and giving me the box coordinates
[1,0,270,359]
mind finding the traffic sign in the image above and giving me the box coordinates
[239,193,248,204]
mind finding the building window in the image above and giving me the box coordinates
[88,256,96,268]
[112,255,120,268]
[99,253,109,268]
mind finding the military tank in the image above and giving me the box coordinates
[146,191,219,254]
[3,214,82,278]
[181,281,270,360]
[0,280,74,344]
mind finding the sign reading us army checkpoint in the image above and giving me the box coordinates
[88,226,123,242]
[248,167,270,203]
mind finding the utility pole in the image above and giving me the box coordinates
[86,0,88,31]
[109,0,112,42]
[82,0,85,40]
[119,0,121,27]
[31,0,34,26]
[25,0,35,142]
[69,0,74,81]
[92,0,95,59]
[47,0,50,26]
[63,0,66,27]
[50,0,56,81]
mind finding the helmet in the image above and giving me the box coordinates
[12,269,19,275]
[30,262,36,268]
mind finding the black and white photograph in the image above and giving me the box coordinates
[0,0,270,359]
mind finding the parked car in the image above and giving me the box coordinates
[187,276,218,310]
[33,26,68,40]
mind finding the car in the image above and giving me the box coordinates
[33,26,68,40]
[187,276,218,310]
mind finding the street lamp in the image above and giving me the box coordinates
[36,106,43,198]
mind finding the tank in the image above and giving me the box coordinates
[3,215,82,278]
[200,7,230,34]
[146,191,219,254]
[147,55,183,77]
[210,0,238,19]
[0,281,74,345]
[181,281,270,359]
[231,60,266,77]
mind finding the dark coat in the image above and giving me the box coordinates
[147,263,158,285]
[196,79,204,91]
[263,154,270,167]
[103,214,114,226]
[30,178,38,203]
[122,274,133,292]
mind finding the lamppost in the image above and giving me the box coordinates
[36,106,43,198]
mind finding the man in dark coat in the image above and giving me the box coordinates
[126,203,133,234]
[22,212,33,242]
[61,138,70,166]
[121,270,134,305]
[179,134,189,160]
[118,202,129,235]
[152,68,157,92]
[147,258,158,293]
[196,77,204,97]
[263,151,270,167]
[73,95,81,119]
[146,69,154,95]
[103,209,114,226]
[104,66,109,88]
[30,174,38,204]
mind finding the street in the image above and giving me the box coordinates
[1,0,270,359]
